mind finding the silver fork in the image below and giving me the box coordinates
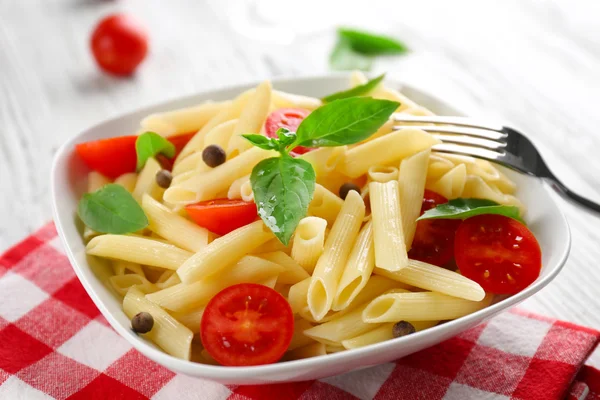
[393,115,600,214]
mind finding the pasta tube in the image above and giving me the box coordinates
[123,288,193,360]
[398,149,430,248]
[177,220,274,283]
[369,181,408,272]
[308,190,365,321]
[142,194,209,253]
[87,235,192,270]
[362,292,494,323]
[333,221,374,311]
[290,216,327,273]
[374,259,485,301]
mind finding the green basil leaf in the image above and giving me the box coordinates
[322,74,385,103]
[78,184,148,234]
[329,37,373,71]
[276,128,297,148]
[251,155,316,245]
[417,198,524,223]
[135,132,176,171]
[338,27,409,55]
[293,97,399,148]
[242,134,280,151]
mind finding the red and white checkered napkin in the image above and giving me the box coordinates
[1,223,599,400]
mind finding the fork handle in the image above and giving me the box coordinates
[544,179,600,215]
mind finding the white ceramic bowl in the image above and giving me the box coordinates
[51,74,571,384]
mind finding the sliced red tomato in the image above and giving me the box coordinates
[90,14,148,76]
[201,283,294,366]
[265,108,312,156]
[408,190,461,267]
[75,135,138,179]
[76,132,196,177]
[185,199,257,236]
[455,215,541,294]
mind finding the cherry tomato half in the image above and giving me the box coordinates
[90,14,148,76]
[76,136,138,179]
[201,283,294,366]
[265,108,312,156]
[455,214,541,294]
[76,133,196,178]
[185,199,257,236]
[408,190,461,267]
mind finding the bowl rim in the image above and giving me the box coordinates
[51,73,571,379]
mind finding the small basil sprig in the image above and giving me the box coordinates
[78,184,148,234]
[244,97,399,244]
[136,132,175,171]
[417,198,524,223]
[322,74,385,103]
[330,28,408,71]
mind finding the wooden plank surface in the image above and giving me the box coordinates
[1,0,599,356]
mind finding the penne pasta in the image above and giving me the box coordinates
[374,258,485,301]
[340,128,440,178]
[288,277,311,314]
[164,147,276,205]
[288,318,316,351]
[272,90,321,110]
[177,220,274,283]
[369,181,408,272]
[282,342,326,361]
[307,184,344,227]
[398,149,430,248]
[341,320,439,349]
[114,172,138,193]
[123,288,193,360]
[300,146,347,177]
[142,194,209,253]
[141,101,230,136]
[308,190,365,321]
[259,251,309,285]
[110,274,157,296]
[368,166,399,183]
[112,260,145,276]
[227,80,272,157]
[227,174,250,200]
[176,89,255,164]
[170,307,205,333]
[252,238,290,254]
[240,179,254,202]
[291,216,328,273]
[147,255,284,312]
[87,235,192,270]
[333,221,374,311]
[362,292,494,323]
[132,157,164,202]
[427,164,467,200]
[304,303,379,346]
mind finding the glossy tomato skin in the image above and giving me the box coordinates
[201,283,294,366]
[75,135,138,179]
[76,133,195,178]
[90,14,148,76]
[185,199,257,236]
[265,108,312,155]
[408,190,461,266]
[455,215,542,294]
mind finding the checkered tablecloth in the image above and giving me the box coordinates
[1,223,599,400]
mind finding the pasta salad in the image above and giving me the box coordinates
[75,72,542,366]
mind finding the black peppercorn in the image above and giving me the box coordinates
[202,144,226,167]
[339,182,361,200]
[132,312,154,334]
[392,321,416,338]
[155,169,173,188]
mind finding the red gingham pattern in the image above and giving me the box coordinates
[0,222,599,400]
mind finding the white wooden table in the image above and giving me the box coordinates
[2,0,599,357]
